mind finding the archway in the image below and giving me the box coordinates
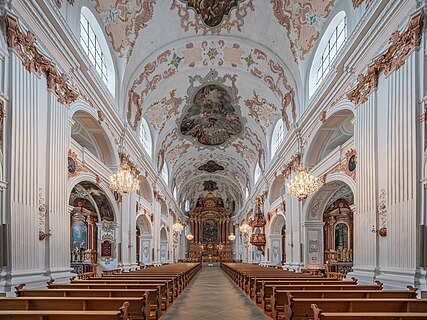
[269,214,286,265]
[138,176,153,204]
[71,110,116,166]
[69,181,116,273]
[160,227,168,264]
[136,214,152,265]
[303,180,354,272]
[305,109,354,167]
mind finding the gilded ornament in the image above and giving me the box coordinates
[347,14,423,106]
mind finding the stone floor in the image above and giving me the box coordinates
[162,266,268,320]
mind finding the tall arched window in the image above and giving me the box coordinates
[139,118,152,158]
[254,163,261,184]
[309,12,347,97]
[245,187,249,200]
[271,119,286,158]
[184,199,190,212]
[173,186,178,200]
[80,7,115,96]
[161,161,168,185]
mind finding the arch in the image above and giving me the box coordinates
[304,109,354,167]
[70,109,118,166]
[68,174,120,221]
[270,214,286,235]
[269,214,286,265]
[138,176,153,204]
[139,117,153,158]
[303,177,355,222]
[302,179,354,270]
[159,227,169,264]
[309,11,347,98]
[80,6,116,96]
[136,214,152,265]
[269,175,286,204]
[160,200,168,216]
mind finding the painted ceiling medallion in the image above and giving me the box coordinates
[198,160,225,173]
[171,0,254,34]
[204,180,218,191]
[181,0,240,27]
[179,70,243,146]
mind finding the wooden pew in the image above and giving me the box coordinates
[286,297,427,320]
[252,277,352,301]
[66,279,174,306]
[4,263,201,320]
[16,284,162,319]
[311,303,427,320]
[270,286,418,319]
[0,302,129,320]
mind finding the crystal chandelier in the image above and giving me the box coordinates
[110,128,140,195]
[239,221,250,234]
[228,233,236,241]
[110,166,139,194]
[173,221,184,233]
[286,166,318,200]
[186,233,194,241]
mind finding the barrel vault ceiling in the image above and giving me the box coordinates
[84,0,338,209]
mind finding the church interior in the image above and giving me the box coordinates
[0,0,427,319]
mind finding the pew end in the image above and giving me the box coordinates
[311,304,322,320]
[407,285,418,293]
[118,301,130,320]
[374,280,384,289]
[14,283,25,295]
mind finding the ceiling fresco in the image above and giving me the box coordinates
[198,160,225,173]
[181,0,241,27]
[179,72,243,146]
[170,0,254,34]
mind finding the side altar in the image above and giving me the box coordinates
[187,193,234,262]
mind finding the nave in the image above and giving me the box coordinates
[163,266,268,320]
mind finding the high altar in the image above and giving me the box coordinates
[187,193,233,262]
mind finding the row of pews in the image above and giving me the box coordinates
[0,263,201,320]
[221,262,427,319]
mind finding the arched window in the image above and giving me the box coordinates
[139,118,152,158]
[173,186,178,200]
[245,187,249,200]
[80,7,115,96]
[309,12,347,97]
[184,199,190,212]
[161,161,168,185]
[254,163,261,184]
[271,119,286,158]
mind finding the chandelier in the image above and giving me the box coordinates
[228,233,236,241]
[286,165,318,200]
[110,129,140,195]
[110,167,139,195]
[173,221,184,233]
[186,233,194,241]
[239,221,250,234]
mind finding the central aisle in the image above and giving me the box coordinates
[163,266,268,320]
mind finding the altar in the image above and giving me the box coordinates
[186,193,234,262]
